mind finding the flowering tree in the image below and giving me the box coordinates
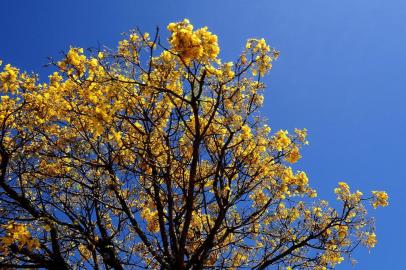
[0,19,388,270]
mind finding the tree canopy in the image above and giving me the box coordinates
[0,19,388,269]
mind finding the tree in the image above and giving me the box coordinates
[0,19,388,270]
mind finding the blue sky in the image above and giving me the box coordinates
[0,0,403,269]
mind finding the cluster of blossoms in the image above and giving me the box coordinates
[245,38,277,76]
[167,19,220,64]
[0,222,40,255]
[0,63,19,92]
[372,191,389,208]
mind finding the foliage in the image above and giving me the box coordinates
[0,19,387,269]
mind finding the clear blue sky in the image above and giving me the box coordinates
[0,0,402,269]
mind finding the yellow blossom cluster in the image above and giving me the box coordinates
[245,38,277,76]
[285,145,301,163]
[0,63,19,92]
[371,191,389,208]
[274,130,291,151]
[141,208,160,233]
[118,33,140,59]
[57,47,87,76]
[0,222,40,255]
[319,245,344,267]
[334,181,363,206]
[281,167,310,196]
[167,19,219,64]
[363,232,377,248]
[78,243,93,260]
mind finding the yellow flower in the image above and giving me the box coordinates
[371,191,389,208]
[167,19,219,64]
[285,146,301,163]
[364,232,377,248]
